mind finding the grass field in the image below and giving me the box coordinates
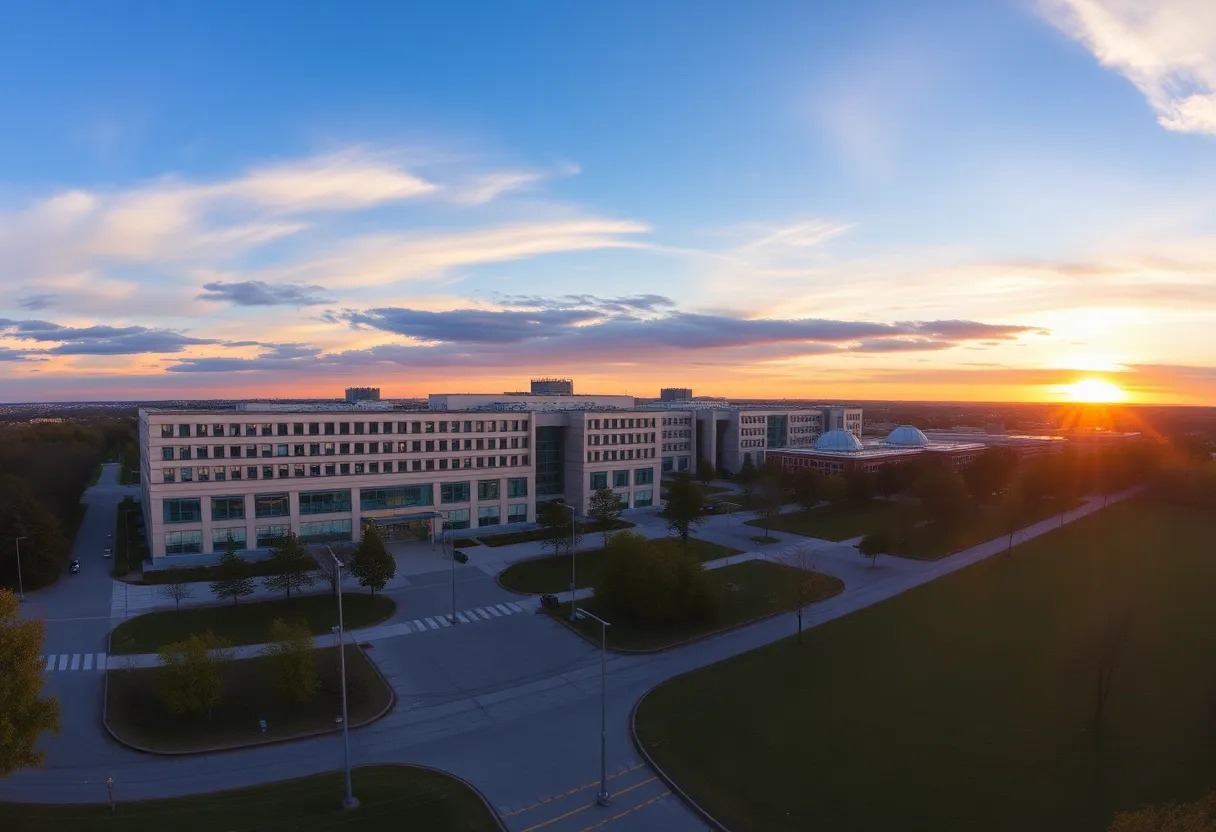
[552,559,843,651]
[635,499,1216,832]
[498,537,743,594]
[477,518,634,548]
[0,765,500,831]
[106,645,391,752]
[747,499,900,541]
[895,496,1082,561]
[110,593,396,653]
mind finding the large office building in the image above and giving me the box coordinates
[660,387,693,402]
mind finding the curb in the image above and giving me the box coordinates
[629,685,731,831]
[103,641,396,756]
[402,762,510,832]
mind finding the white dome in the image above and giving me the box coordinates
[885,425,930,447]
[814,428,863,452]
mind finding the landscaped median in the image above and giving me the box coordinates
[498,537,743,594]
[477,517,634,548]
[110,592,396,653]
[551,559,842,651]
[0,765,502,831]
[745,499,900,541]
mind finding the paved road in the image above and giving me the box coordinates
[5,478,1139,832]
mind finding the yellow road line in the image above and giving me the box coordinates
[503,763,647,817]
[516,778,657,832]
[573,790,671,832]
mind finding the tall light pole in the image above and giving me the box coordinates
[325,545,359,810]
[13,536,27,601]
[575,607,611,806]
[567,503,578,622]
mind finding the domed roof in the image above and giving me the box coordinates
[885,425,930,447]
[814,428,863,452]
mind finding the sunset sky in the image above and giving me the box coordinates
[1,0,1214,404]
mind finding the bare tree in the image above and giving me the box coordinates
[769,548,821,644]
[314,547,349,599]
[158,568,192,612]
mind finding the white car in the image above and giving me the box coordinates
[103,548,112,558]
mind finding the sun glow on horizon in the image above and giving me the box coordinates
[1065,378,1127,403]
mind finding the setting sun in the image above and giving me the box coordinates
[1066,378,1127,403]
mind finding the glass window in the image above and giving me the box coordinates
[261,424,274,437]
[359,485,434,511]
[590,471,608,490]
[340,422,350,435]
[293,423,304,435]
[163,498,201,523]
[161,447,174,461]
[216,468,227,481]
[299,489,352,515]
[508,504,528,524]
[178,446,191,460]
[441,482,470,503]
[477,480,500,500]
[615,491,630,508]
[162,468,175,483]
[210,496,245,521]
[613,470,630,488]
[178,424,191,438]
[634,489,654,508]
[254,493,290,518]
[256,524,290,547]
[507,477,528,498]
[211,527,246,552]
[160,424,174,438]
[444,508,470,530]
[196,424,209,437]
[276,444,289,457]
[299,519,353,544]
[247,466,259,480]
[354,422,365,435]
[165,530,202,555]
[634,467,654,485]
[477,506,500,526]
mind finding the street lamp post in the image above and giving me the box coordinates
[325,545,359,810]
[13,536,27,601]
[575,607,611,807]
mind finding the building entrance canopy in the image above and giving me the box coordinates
[362,510,443,525]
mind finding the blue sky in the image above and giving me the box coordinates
[1,0,1214,402]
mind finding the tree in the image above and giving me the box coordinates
[0,477,68,592]
[595,532,714,626]
[768,549,821,643]
[791,468,821,512]
[156,632,233,719]
[914,468,971,528]
[349,525,395,595]
[1108,792,1216,832]
[538,501,582,557]
[875,463,903,500]
[210,542,255,605]
[821,474,849,507]
[261,533,316,599]
[661,475,707,550]
[963,447,1019,503]
[315,545,349,598]
[857,526,894,568]
[843,469,874,505]
[0,589,60,777]
[158,567,193,612]
[737,455,759,504]
[695,457,715,486]
[751,470,786,538]
[587,486,624,546]
[263,618,317,704]
[1001,483,1024,555]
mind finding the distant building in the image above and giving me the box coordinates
[660,388,693,402]
[530,378,573,396]
[345,387,381,403]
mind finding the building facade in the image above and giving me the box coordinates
[530,378,574,396]
[659,387,693,402]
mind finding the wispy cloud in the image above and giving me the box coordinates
[1039,0,1216,136]
[0,317,232,356]
[18,293,57,311]
[198,280,335,307]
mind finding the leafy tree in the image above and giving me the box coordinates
[768,549,821,643]
[158,567,193,612]
[0,589,60,777]
[857,526,894,568]
[914,468,971,528]
[263,618,317,705]
[737,455,759,504]
[210,542,255,605]
[261,532,316,599]
[1020,457,1055,506]
[595,533,714,626]
[587,486,624,545]
[350,525,395,595]
[792,468,821,511]
[1001,483,1025,555]
[661,475,707,550]
[751,470,786,537]
[821,474,849,506]
[963,447,1019,502]
[1107,791,1216,832]
[875,463,903,500]
[695,457,715,486]
[155,632,233,719]
[844,469,874,505]
[0,477,68,592]
[538,501,582,556]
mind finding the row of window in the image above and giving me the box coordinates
[163,478,532,524]
[740,415,768,424]
[161,435,530,461]
[588,467,654,490]
[159,419,531,439]
[661,442,691,452]
[586,417,657,430]
[661,429,691,439]
[588,432,654,447]
[741,439,765,448]
[740,427,765,436]
[162,454,531,483]
[661,417,691,426]
[586,448,656,463]
[789,414,821,424]
[661,456,692,473]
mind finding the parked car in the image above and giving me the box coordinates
[540,593,561,610]
[69,560,81,574]
[703,502,725,515]
[103,548,112,558]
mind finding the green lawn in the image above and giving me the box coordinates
[106,645,391,753]
[634,499,1216,832]
[0,765,499,832]
[747,499,900,541]
[896,496,1083,561]
[110,593,396,653]
[552,559,843,651]
[498,537,743,594]
[477,518,634,548]
[132,554,319,585]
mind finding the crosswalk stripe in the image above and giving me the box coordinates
[57,654,68,671]
[509,601,530,613]
[485,605,503,617]
[476,608,492,620]
[437,616,451,627]
[495,604,513,615]
[97,652,106,670]
[425,617,439,630]
[84,653,93,671]
[45,656,54,672]
[413,619,425,631]
[70,654,81,671]
[456,612,470,623]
